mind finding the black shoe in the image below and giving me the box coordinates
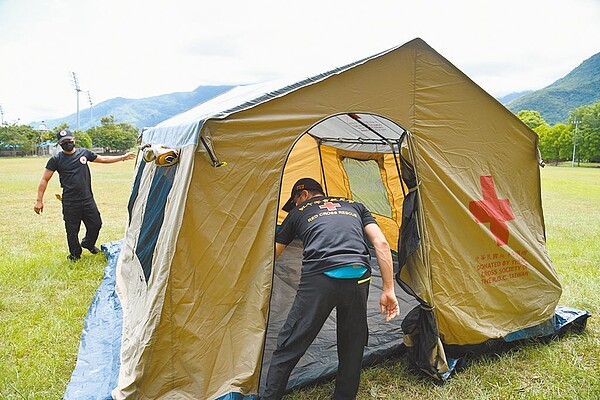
[67,254,81,262]
[88,246,102,254]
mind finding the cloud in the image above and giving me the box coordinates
[1,0,599,123]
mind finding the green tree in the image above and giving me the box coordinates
[535,124,555,163]
[17,124,39,154]
[580,102,600,162]
[75,131,92,149]
[535,123,571,164]
[0,123,38,155]
[555,124,574,161]
[517,110,547,130]
[87,115,138,152]
[580,128,600,162]
[570,102,600,163]
[0,123,22,153]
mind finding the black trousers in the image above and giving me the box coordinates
[62,198,102,258]
[263,272,370,400]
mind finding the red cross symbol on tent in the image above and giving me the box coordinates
[469,175,515,246]
[319,202,341,211]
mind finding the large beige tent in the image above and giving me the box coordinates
[108,38,567,399]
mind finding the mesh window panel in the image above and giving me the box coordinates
[342,158,392,217]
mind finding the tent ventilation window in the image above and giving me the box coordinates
[342,158,392,218]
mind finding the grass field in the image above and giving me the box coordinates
[0,157,598,399]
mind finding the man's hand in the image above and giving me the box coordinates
[34,200,44,214]
[380,289,399,322]
[122,152,135,161]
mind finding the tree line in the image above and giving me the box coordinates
[0,115,138,155]
[2,104,599,164]
[517,101,600,165]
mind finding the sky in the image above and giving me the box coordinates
[1,0,600,125]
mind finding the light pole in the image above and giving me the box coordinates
[571,119,581,167]
[71,72,82,131]
[38,121,49,155]
[0,105,4,125]
[87,91,93,127]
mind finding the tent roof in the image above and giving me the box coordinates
[308,113,407,153]
[141,42,403,148]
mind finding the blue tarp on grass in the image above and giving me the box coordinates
[64,241,123,400]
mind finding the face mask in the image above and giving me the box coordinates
[60,141,75,151]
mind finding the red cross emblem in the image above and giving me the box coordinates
[469,176,515,246]
[319,202,341,211]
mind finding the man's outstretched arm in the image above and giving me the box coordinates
[93,152,136,164]
[34,169,54,214]
[364,223,399,321]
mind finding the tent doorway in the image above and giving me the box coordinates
[261,113,418,394]
[277,112,412,251]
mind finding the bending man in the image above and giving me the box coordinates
[263,178,399,400]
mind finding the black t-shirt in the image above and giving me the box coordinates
[276,196,377,276]
[45,148,98,203]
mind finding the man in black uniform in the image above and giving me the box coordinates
[263,178,399,400]
[34,129,135,261]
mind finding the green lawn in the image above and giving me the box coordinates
[0,158,598,399]
[0,157,134,399]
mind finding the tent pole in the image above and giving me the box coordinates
[391,135,407,198]
[347,113,399,144]
[317,139,329,195]
[200,136,226,167]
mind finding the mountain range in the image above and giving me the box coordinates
[35,51,600,130]
[505,51,600,124]
[35,85,234,131]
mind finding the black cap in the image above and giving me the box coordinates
[282,178,324,212]
[56,129,74,144]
